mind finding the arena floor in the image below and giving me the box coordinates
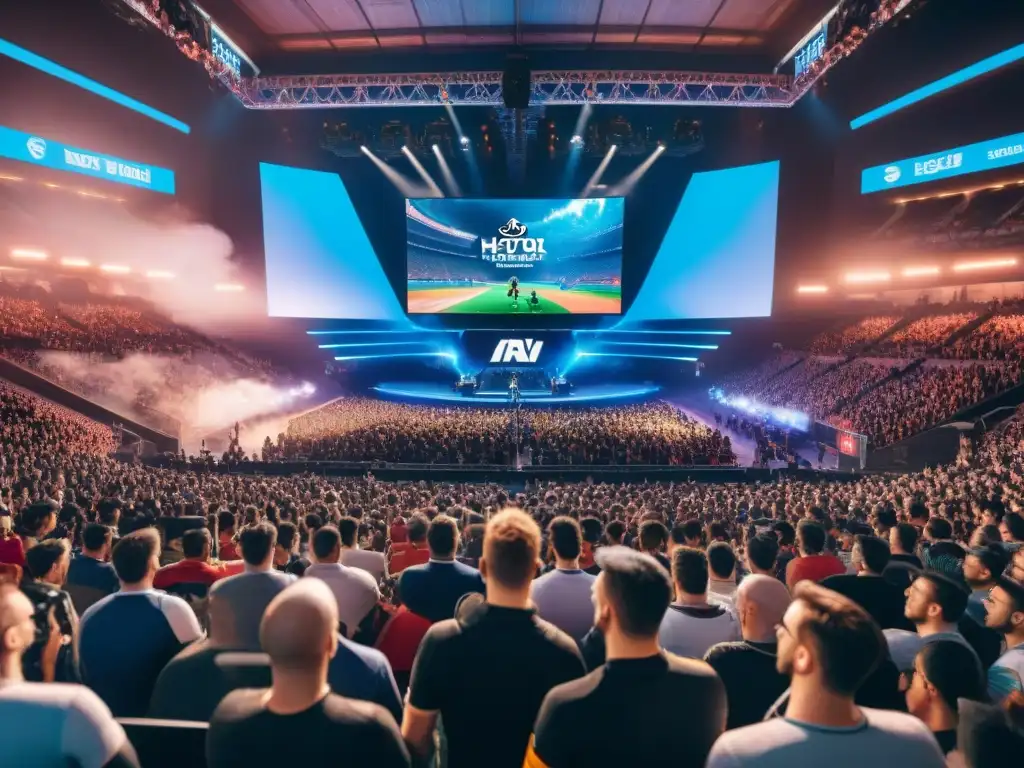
[407,282,621,314]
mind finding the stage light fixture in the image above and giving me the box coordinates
[796,285,829,294]
[460,136,470,145]
[214,283,244,292]
[100,264,130,274]
[60,257,91,268]
[901,266,940,277]
[952,258,1018,272]
[145,270,175,279]
[10,249,47,260]
[844,271,891,284]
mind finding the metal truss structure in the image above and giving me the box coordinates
[237,70,794,110]
[119,0,918,110]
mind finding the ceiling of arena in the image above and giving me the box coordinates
[202,0,835,59]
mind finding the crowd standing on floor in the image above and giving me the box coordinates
[1,377,1024,766]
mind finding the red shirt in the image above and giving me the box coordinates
[786,553,847,588]
[153,558,244,590]
[218,534,239,562]
[388,542,430,575]
[0,535,25,567]
[375,607,432,673]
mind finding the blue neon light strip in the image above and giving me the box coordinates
[307,329,449,335]
[0,125,175,194]
[0,38,190,135]
[576,352,698,362]
[319,341,430,349]
[861,130,1024,194]
[335,352,456,362]
[598,341,718,350]
[372,385,660,405]
[577,329,731,336]
[851,43,1024,130]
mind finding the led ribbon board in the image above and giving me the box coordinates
[861,131,1024,194]
[0,125,175,194]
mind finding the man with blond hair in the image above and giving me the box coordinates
[403,509,584,768]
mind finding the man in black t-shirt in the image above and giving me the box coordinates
[822,535,913,631]
[402,509,584,768]
[705,574,791,730]
[525,547,726,767]
[206,579,409,768]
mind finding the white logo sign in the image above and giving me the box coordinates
[987,143,1024,161]
[490,338,544,364]
[64,149,102,171]
[482,218,546,263]
[26,136,46,160]
[914,152,962,177]
[883,166,901,183]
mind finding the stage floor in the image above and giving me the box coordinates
[372,381,661,406]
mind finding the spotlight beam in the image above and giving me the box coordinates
[607,145,666,196]
[360,146,424,198]
[581,145,617,197]
[402,146,444,198]
[432,144,463,197]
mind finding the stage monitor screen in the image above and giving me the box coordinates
[406,197,623,315]
[625,160,779,322]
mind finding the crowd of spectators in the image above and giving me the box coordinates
[272,398,735,466]
[873,313,978,358]
[2,375,1024,766]
[715,352,803,395]
[752,358,894,421]
[943,315,1024,361]
[809,316,900,354]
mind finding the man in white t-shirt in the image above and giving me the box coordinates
[0,581,139,768]
[883,571,978,672]
[338,516,387,583]
[706,581,945,768]
[659,547,740,659]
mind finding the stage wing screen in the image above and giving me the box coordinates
[259,162,405,321]
[406,197,623,315]
[626,161,779,322]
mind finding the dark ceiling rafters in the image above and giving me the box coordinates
[348,0,382,48]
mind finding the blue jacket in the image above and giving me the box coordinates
[398,559,486,623]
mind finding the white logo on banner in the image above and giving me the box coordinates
[490,339,544,364]
[26,136,46,160]
[883,166,901,183]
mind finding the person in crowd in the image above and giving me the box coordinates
[304,525,380,639]
[963,543,1010,624]
[822,534,912,630]
[0,511,25,567]
[953,693,1024,768]
[525,547,726,767]
[773,521,797,582]
[65,522,119,615]
[671,519,703,556]
[207,522,295,651]
[78,529,203,716]
[402,509,584,768]
[397,514,484,624]
[153,528,242,592]
[578,517,602,574]
[786,519,846,587]
[21,539,78,682]
[206,579,410,768]
[273,521,303,574]
[884,570,977,672]
[984,576,1024,702]
[1012,545,1024,583]
[744,533,779,578]
[0,581,141,767]
[903,640,988,755]
[707,541,739,606]
[216,510,239,561]
[339,515,388,582]
[886,522,924,590]
[1001,512,1024,545]
[531,517,597,642]
[921,518,967,578]
[706,582,947,767]
[389,513,431,575]
[705,574,792,730]
[638,519,672,573]
[17,500,58,553]
[659,547,740,659]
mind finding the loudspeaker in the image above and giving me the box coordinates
[502,56,531,109]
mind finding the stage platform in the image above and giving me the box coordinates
[372,381,661,406]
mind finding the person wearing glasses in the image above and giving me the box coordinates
[706,582,946,767]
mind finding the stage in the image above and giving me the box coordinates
[372,381,661,406]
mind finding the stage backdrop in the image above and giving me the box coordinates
[406,197,623,315]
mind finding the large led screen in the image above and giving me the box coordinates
[625,161,779,322]
[259,162,405,321]
[406,198,623,314]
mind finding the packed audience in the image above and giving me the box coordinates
[944,315,1024,361]
[873,313,977,358]
[2,375,1024,766]
[809,315,899,354]
[273,398,736,466]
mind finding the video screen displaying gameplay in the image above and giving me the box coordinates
[406,197,623,314]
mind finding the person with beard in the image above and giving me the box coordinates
[525,547,725,767]
[883,571,979,673]
[21,539,78,682]
[706,582,945,767]
[984,577,1024,702]
[963,544,1010,625]
[903,641,987,755]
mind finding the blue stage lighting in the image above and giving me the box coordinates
[334,352,456,362]
[307,329,430,335]
[576,329,731,336]
[0,38,190,134]
[576,352,698,362]
[318,341,430,349]
[851,43,1024,130]
[372,383,660,405]
[597,341,719,350]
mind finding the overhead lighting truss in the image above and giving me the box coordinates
[117,0,919,110]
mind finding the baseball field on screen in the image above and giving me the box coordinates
[407,282,621,314]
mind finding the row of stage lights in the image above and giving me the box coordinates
[4,249,244,292]
[796,257,1020,294]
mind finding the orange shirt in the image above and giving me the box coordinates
[389,542,430,575]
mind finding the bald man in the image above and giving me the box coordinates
[0,583,139,767]
[206,580,409,768]
[704,575,792,729]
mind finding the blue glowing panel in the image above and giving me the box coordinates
[851,43,1024,130]
[259,162,405,321]
[626,161,779,321]
[0,37,190,134]
[0,125,175,194]
[861,131,1024,194]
